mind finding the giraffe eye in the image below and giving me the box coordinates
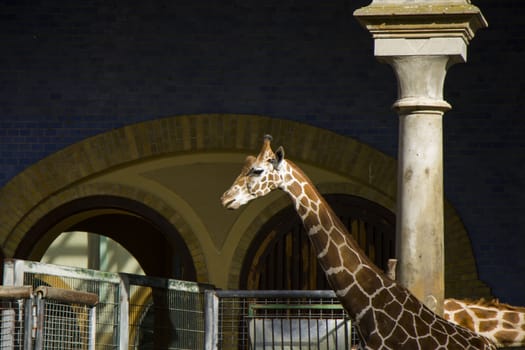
[249,168,264,176]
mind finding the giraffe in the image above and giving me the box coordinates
[444,298,525,348]
[388,258,525,347]
[221,135,496,349]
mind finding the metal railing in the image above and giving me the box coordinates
[4,260,360,349]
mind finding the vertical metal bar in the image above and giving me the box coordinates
[88,306,96,350]
[270,317,275,350]
[307,317,312,350]
[317,318,322,349]
[24,297,33,350]
[204,290,219,350]
[343,319,349,350]
[260,311,264,349]
[334,319,339,349]
[33,295,44,350]
[280,310,284,350]
[252,318,257,350]
[118,274,129,350]
[298,315,302,350]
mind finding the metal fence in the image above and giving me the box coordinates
[2,259,210,350]
[3,259,122,350]
[4,260,359,350]
[205,290,360,350]
[33,286,98,350]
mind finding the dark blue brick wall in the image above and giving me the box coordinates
[1,0,524,305]
[0,0,397,180]
[443,0,525,305]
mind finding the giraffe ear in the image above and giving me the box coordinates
[273,146,285,169]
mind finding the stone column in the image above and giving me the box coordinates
[354,1,487,315]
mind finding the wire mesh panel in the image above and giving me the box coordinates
[0,286,33,350]
[205,290,360,350]
[248,304,352,349]
[125,274,210,350]
[34,287,98,350]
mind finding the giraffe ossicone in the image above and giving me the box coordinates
[221,135,496,349]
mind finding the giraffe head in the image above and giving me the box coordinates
[221,135,285,209]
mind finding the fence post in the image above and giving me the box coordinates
[89,305,97,350]
[118,274,130,350]
[33,292,44,350]
[204,290,219,350]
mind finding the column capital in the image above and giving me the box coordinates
[386,55,453,115]
[354,1,487,62]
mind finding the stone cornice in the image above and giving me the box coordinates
[354,3,488,43]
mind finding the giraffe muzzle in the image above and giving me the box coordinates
[220,192,239,210]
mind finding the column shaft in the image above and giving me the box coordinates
[397,110,444,314]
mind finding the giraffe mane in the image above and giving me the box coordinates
[476,299,525,311]
[242,156,256,173]
[458,298,525,312]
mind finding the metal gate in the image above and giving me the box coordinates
[0,285,98,350]
[33,286,98,350]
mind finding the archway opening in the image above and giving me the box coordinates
[241,194,396,290]
[41,231,145,275]
[15,195,196,281]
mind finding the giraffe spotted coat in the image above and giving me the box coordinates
[221,135,496,349]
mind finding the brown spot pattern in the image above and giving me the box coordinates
[356,266,383,294]
[503,311,519,324]
[479,320,499,333]
[224,139,497,350]
[494,330,518,345]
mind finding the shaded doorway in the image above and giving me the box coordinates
[15,195,196,281]
[241,194,395,290]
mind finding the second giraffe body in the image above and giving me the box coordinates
[221,135,495,349]
[445,298,525,347]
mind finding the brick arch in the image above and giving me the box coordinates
[0,114,488,297]
[11,182,208,282]
[17,194,197,281]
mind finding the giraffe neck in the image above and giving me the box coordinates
[278,160,392,320]
[273,160,495,349]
